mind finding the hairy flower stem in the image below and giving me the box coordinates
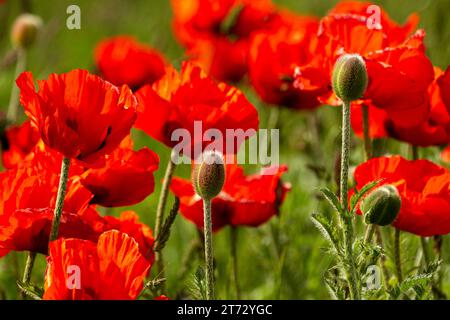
[49,157,71,242]
[420,237,430,266]
[362,105,372,160]
[230,227,241,299]
[7,48,27,123]
[376,227,391,286]
[394,228,403,283]
[20,252,36,300]
[203,199,215,300]
[340,101,360,300]
[154,153,177,276]
[364,225,375,243]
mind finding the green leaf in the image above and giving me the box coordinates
[311,213,340,254]
[16,281,42,300]
[400,274,433,292]
[188,266,208,300]
[324,269,346,300]
[319,188,343,215]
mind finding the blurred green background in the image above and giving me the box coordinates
[0,0,449,299]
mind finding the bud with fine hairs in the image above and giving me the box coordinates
[192,150,225,300]
[361,185,402,226]
[11,14,43,49]
[332,54,368,103]
[192,151,225,201]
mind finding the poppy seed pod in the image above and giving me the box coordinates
[332,54,368,103]
[361,185,401,226]
[11,14,43,49]
[192,151,225,200]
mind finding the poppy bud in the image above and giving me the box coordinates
[332,54,368,103]
[192,151,225,200]
[361,185,401,226]
[11,14,43,49]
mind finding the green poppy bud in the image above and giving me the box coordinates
[332,54,368,103]
[192,151,225,200]
[361,185,402,226]
[11,14,43,49]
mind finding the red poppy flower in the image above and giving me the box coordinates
[1,201,155,261]
[171,0,287,82]
[135,62,258,159]
[17,69,137,166]
[2,130,160,207]
[80,137,159,207]
[329,1,419,46]
[102,211,155,262]
[0,165,92,224]
[318,8,434,128]
[0,207,102,256]
[43,230,151,300]
[1,120,40,169]
[186,37,249,83]
[94,36,166,90]
[351,66,450,146]
[249,18,333,110]
[387,67,450,146]
[1,123,85,173]
[363,40,434,128]
[155,295,170,300]
[0,164,93,256]
[170,164,290,232]
[353,156,450,236]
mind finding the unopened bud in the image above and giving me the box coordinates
[11,14,43,49]
[361,185,401,226]
[332,54,368,103]
[192,151,225,200]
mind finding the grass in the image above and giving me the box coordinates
[0,0,449,299]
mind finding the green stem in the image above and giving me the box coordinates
[20,252,36,300]
[394,228,403,283]
[230,227,241,299]
[433,235,443,258]
[203,199,215,300]
[154,153,177,276]
[7,48,27,123]
[433,235,444,290]
[340,101,360,300]
[375,227,391,287]
[420,237,430,266]
[364,225,375,243]
[412,145,419,160]
[340,101,351,212]
[267,105,280,131]
[362,105,372,160]
[49,157,71,242]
